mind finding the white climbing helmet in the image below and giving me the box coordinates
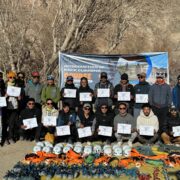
[53,146,62,155]
[74,142,83,154]
[112,144,122,156]
[33,145,42,153]
[103,145,112,156]
[63,143,73,154]
[93,145,102,154]
[83,145,92,155]
[42,146,52,153]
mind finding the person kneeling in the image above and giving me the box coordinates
[161,107,180,145]
[19,98,42,142]
[137,103,159,145]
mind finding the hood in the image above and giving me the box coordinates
[139,109,155,119]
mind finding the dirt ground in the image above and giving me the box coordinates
[0,141,34,179]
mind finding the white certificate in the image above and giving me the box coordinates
[117,123,131,134]
[172,126,180,137]
[23,118,38,130]
[118,92,130,101]
[7,86,21,97]
[135,94,148,103]
[98,126,112,137]
[97,89,110,98]
[0,97,7,107]
[78,127,92,138]
[80,93,92,101]
[139,125,154,136]
[64,89,76,98]
[43,116,57,126]
[56,125,71,136]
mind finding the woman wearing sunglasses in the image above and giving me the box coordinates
[42,99,58,142]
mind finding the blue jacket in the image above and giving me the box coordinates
[172,84,180,109]
[57,110,76,126]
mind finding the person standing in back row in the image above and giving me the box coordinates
[114,73,135,115]
[134,72,150,119]
[25,72,43,109]
[60,76,78,112]
[149,72,172,133]
[94,72,114,110]
[41,75,60,109]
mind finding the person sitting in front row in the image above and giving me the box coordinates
[41,99,59,141]
[56,103,76,143]
[19,98,42,142]
[76,103,95,142]
[92,103,114,144]
[114,102,137,147]
[161,106,180,145]
[137,103,159,145]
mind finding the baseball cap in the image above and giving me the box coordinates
[47,75,55,80]
[31,71,40,77]
[100,72,107,78]
[66,76,73,81]
[83,103,91,108]
[137,72,146,77]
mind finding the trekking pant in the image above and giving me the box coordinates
[137,133,159,144]
[7,109,19,140]
[152,106,168,133]
[115,132,137,143]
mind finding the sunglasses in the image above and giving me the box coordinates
[84,107,90,110]
[101,106,108,109]
[9,77,15,79]
[47,102,53,105]
[28,103,35,105]
[33,76,39,78]
[119,107,126,110]
[138,76,144,79]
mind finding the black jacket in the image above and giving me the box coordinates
[77,111,95,127]
[94,111,114,130]
[57,110,76,126]
[162,114,180,134]
[60,83,78,109]
[77,85,94,107]
[19,107,41,126]
[114,82,135,107]
[0,79,5,96]
[134,81,150,108]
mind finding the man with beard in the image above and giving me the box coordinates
[137,103,159,144]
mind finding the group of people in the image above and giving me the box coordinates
[0,70,180,147]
